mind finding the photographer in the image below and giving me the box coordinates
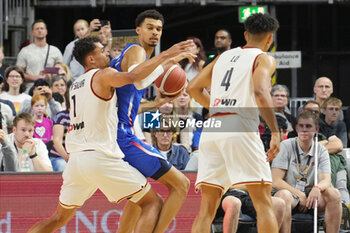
[18,78,62,119]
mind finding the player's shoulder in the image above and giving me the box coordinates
[124,44,146,57]
[255,52,276,69]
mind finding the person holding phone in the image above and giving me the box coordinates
[96,20,113,59]
[18,79,62,119]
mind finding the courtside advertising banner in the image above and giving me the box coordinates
[0,173,199,233]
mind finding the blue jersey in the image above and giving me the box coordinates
[110,43,172,179]
[110,43,147,129]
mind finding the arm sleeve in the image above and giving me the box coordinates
[18,99,31,114]
[132,64,164,90]
[48,99,62,119]
[16,48,27,68]
[36,139,53,168]
[271,140,290,170]
[337,121,348,147]
[318,144,331,174]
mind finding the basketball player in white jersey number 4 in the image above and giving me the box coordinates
[28,36,195,233]
[187,13,281,233]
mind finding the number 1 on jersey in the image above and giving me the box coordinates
[71,95,76,117]
[221,67,233,91]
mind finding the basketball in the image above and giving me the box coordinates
[155,64,187,96]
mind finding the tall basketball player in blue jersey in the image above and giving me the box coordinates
[110,10,193,233]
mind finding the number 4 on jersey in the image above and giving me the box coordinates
[221,67,233,91]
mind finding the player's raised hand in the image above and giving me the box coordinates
[266,132,280,162]
[162,52,196,68]
[154,85,186,106]
[164,40,196,58]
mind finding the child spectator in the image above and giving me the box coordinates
[31,94,53,144]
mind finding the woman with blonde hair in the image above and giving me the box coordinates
[173,90,203,152]
[54,62,72,83]
[63,19,90,81]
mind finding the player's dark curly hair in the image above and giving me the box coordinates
[244,13,279,34]
[135,9,164,27]
[73,36,101,67]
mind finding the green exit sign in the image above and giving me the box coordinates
[238,6,268,23]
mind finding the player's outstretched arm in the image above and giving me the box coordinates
[187,56,219,109]
[102,40,195,89]
[253,54,280,161]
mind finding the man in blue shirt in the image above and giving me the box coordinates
[153,118,190,170]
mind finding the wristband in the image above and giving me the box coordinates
[29,153,38,159]
[313,185,322,192]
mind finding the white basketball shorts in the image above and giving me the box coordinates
[195,114,272,193]
[59,150,150,209]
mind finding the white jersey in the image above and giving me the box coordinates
[210,47,264,121]
[66,69,124,158]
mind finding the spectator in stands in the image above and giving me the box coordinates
[51,75,68,109]
[204,29,232,66]
[16,19,63,92]
[346,107,350,145]
[0,101,14,134]
[0,66,31,113]
[109,39,125,59]
[319,97,347,147]
[54,62,72,84]
[0,96,16,118]
[63,19,90,81]
[31,94,53,144]
[174,90,203,152]
[49,91,69,172]
[141,99,176,145]
[0,129,17,171]
[214,188,287,233]
[179,37,206,82]
[0,45,9,77]
[19,78,62,119]
[261,113,289,152]
[8,112,52,172]
[302,100,349,204]
[97,20,113,58]
[271,84,296,137]
[302,100,321,117]
[272,111,342,233]
[313,77,333,109]
[152,118,190,170]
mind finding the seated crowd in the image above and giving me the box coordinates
[0,16,349,233]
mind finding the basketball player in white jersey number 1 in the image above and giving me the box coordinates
[187,13,281,233]
[28,36,195,233]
